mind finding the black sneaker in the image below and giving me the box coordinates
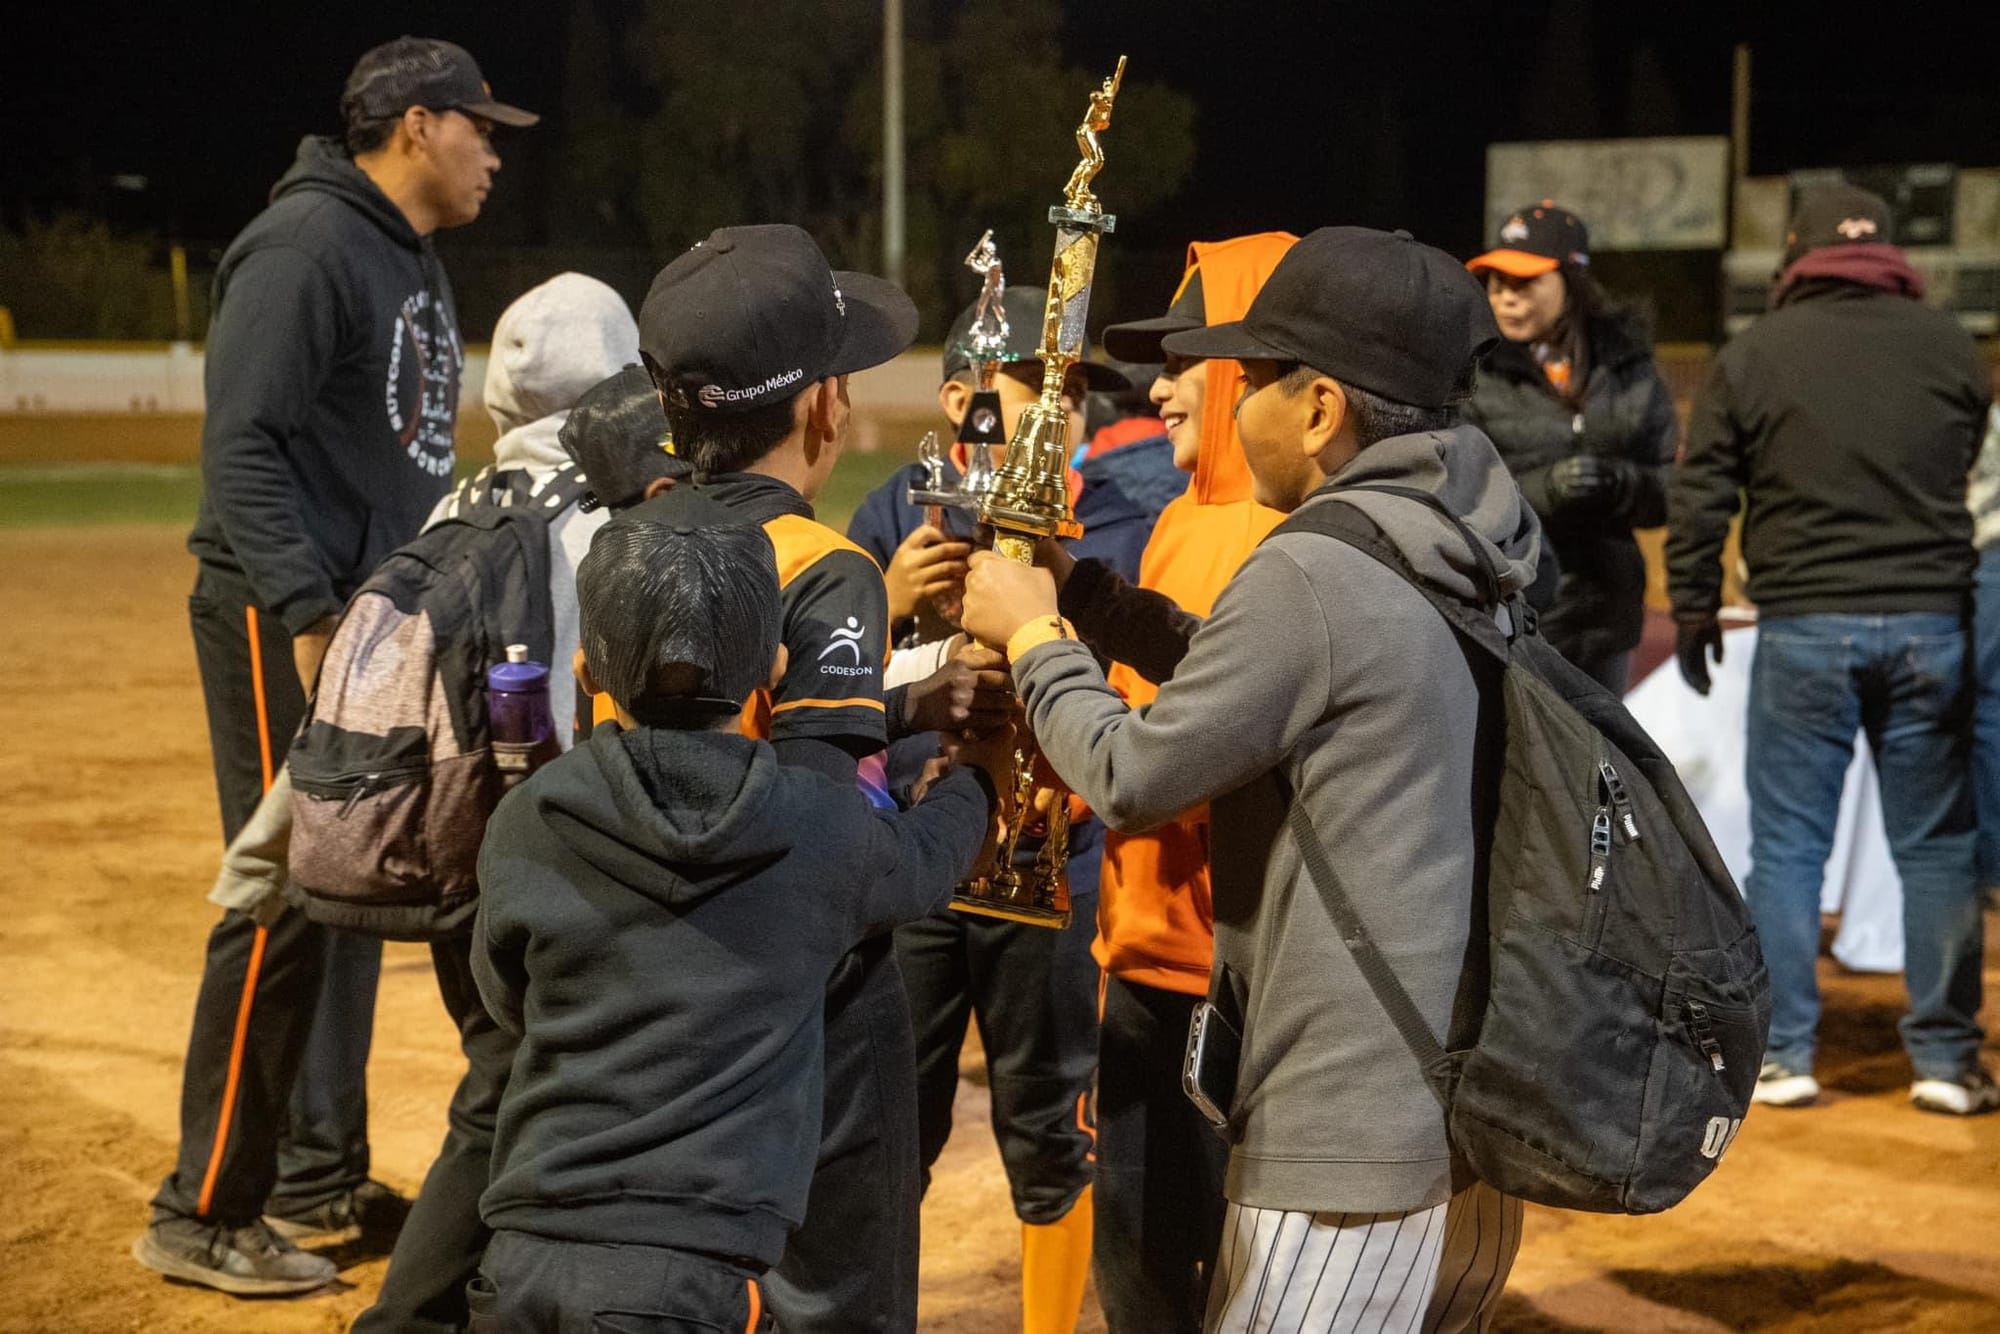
[264,1179,413,1245]
[131,1215,337,1295]
[1911,1066,2000,1117]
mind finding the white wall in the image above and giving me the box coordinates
[0,343,945,432]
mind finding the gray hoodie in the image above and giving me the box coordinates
[1015,424,1541,1212]
[428,272,640,743]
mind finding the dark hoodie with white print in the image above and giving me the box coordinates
[1013,425,1542,1213]
[188,136,463,633]
[471,723,996,1265]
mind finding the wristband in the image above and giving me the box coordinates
[1006,615,1075,663]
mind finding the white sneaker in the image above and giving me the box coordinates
[1910,1067,2000,1116]
[1751,1061,1819,1108]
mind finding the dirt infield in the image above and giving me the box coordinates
[3,524,1998,1333]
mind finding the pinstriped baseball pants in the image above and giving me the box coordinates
[1203,1182,1522,1333]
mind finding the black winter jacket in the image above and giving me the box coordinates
[1462,314,1677,663]
[187,137,461,634]
[1666,282,1990,621]
[472,724,995,1265]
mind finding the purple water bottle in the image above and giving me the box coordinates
[488,644,556,783]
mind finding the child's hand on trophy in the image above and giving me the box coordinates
[961,551,1060,652]
[884,523,972,623]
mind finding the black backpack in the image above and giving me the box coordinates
[284,463,588,940]
[1270,483,1770,1214]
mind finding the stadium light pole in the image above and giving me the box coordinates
[883,0,906,288]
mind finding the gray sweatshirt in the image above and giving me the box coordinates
[1015,425,1542,1212]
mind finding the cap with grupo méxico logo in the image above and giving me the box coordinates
[639,224,920,415]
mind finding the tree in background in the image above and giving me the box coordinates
[0,215,191,340]
[622,0,1196,332]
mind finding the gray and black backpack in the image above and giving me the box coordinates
[1269,483,1770,1214]
[284,463,587,940]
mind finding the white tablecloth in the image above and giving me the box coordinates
[1622,623,1904,973]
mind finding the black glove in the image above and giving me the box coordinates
[1675,614,1725,696]
[1546,455,1638,514]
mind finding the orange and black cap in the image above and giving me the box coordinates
[1467,200,1589,280]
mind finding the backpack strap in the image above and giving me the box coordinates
[1268,485,1511,667]
[1277,777,1455,1109]
[1263,484,1517,1108]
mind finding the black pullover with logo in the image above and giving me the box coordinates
[188,136,462,633]
[472,723,995,1265]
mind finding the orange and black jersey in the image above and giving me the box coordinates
[630,474,890,756]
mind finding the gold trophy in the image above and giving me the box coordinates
[949,56,1128,929]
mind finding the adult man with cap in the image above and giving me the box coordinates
[843,284,1169,1334]
[1668,184,1996,1115]
[626,223,934,1330]
[137,36,535,1296]
[960,226,1542,1331]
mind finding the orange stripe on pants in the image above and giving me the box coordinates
[195,606,281,1217]
[744,1278,762,1332]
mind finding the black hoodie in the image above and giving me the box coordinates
[471,724,995,1265]
[187,136,462,633]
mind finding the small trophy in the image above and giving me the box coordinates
[910,230,1011,526]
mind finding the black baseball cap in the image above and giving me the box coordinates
[558,365,691,512]
[640,225,919,414]
[1466,200,1589,280]
[342,37,538,128]
[1784,184,1893,267]
[1100,267,1205,363]
[1164,226,1499,410]
[940,285,1126,392]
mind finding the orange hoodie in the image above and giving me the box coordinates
[1093,232,1297,994]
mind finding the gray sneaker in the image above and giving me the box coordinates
[264,1177,412,1246]
[131,1215,337,1296]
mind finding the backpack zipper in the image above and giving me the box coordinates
[1587,807,1612,894]
[1686,999,1726,1072]
[1598,758,1641,843]
[338,773,388,819]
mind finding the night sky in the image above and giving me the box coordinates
[6,2,1998,336]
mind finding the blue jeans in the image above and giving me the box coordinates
[1973,546,2000,885]
[1746,612,1985,1080]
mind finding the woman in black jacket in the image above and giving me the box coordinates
[1464,201,1678,693]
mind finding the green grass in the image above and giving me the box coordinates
[0,452,912,534]
[0,464,204,528]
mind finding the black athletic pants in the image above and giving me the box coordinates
[469,1230,773,1333]
[894,891,1099,1225]
[1092,975,1231,1334]
[356,935,514,1332]
[764,935,922,1333]
[151,568,379,1225]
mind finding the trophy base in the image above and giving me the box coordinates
[950,890,1072,929]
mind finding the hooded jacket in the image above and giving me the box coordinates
[427,273,639,745]
[472,724,995,1263]
[1018,425,1542,1211]
[1461,310,1676,664]
[188,136,465,633]
[1667,250,1990,621]
[1059,232,1296,995]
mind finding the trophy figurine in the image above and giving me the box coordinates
[944,57,1130,928]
